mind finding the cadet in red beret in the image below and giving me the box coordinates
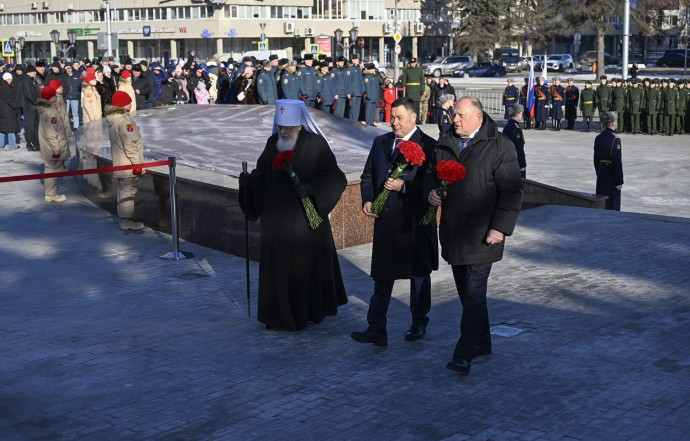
[37,86,70,202]
[106,91,145,230]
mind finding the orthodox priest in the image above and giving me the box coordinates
[239,99,348,330]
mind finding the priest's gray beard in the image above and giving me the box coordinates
[276,132,299,152]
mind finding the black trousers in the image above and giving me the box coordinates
[366,275,431,335]
[451,263,493,361]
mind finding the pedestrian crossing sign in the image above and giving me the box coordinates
[310,44,319,55]
[257,40,268,51]
[2,39,14,57]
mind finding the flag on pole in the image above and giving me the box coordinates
[542,52,548,85]
[527,57,535,118]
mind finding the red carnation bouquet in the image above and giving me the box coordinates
[272,150,323,229]
[370,140,426,215]
[420,159,466,225]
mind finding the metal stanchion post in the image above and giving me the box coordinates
[159,156,194,261]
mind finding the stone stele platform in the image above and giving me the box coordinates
[75,105,386,260]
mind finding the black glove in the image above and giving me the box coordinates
[239,171,251,187]
[293,182,313,198]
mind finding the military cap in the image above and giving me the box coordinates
[652,78,660,84]
[553,76,561,81]
[585,80,592,85]
[26,65,37,73]
[242,55,252,62]
[303,53,314,61]
[336,55,346,62]
[507,78,514,83]
[351,53,360,60]
[325,57,334,63]
[278,58,289,66]
[261,59,271,68]
[524,77,529,82]
[599,75,607,80]
[13,64,24,71]
[409,57,417,63]
[288,60,298,67]
[643,77,650,82]
[268,54,278,61]
[364,63,376,70]
[35,59,47,67]
[631,78,639,84]
[319,61,329,68]
[669,78,676,83]
[567,77,574,82]
[318,54,327,60]
[0,59,4,66]
[661,78,668,83]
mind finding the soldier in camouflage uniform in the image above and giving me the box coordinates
[626,78,643,134]
[645,79,662,135]
[579,80,596,132]
[401,57,424,123]
[596,75,612,131]
[675,79,688,134]
[611,78,627,134]
[662,78,678,136]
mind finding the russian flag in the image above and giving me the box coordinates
[527,57,535,118]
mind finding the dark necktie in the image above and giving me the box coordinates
[459,138,471,152]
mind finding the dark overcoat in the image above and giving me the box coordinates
[240,130,348,330]
[360,128,439,281]
[594,128,623,211]
[0,81,20,134]
[425,113,523,266]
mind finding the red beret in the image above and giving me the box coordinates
[120,70,131,79]
[49,80,63,90]
[111,90,132,107]
[41,86,57,100]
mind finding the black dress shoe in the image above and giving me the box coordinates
[404,324,426,341]
[351,329,388,346]
[446,358,471,375]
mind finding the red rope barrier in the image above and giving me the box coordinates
[0,160,172,184]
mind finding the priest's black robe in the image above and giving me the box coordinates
[240,129,348,330]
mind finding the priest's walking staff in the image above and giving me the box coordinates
[242,161,251,317]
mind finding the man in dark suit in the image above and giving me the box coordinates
[351,97,439,347]
[425,97,522,375]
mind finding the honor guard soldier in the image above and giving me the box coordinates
[661,78,678,136]
[503,103,527,178]
[611,78,627,133]
[676,79,687,134]
[298,54,318,108]
[275,58,288,99]
[257,60,278,105]
[658,78,669,133]
[594,112,624,211]
[348,54,365,121]
[596,75,612,129]
[332,56,350,118]
[640,78,650,133]
[316,61,336,113]
[503,78,520,120]
[280,60,301,100]
[549,77,565,130]
[580,80,596,132]
[362,63,381,126]
[645,79,662,135]
[627,78,643,134]
[534,76,550,130]
[402,57,425,123]
[565,78,579,130]
[520,77,532,129]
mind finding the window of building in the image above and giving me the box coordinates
[350,0,384,21]
[191,7,200,19]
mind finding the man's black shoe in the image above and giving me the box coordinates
[446,358,471,375]
[351,330,388,346]
[404,324,426,341]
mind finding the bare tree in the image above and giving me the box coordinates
[450,0,513,60]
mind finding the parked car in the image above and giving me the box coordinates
[656,49,690,67]
[453,62,506,78]
[501,56,523,72]
[545,54,574,71]
[580,51,620,66]
[529,54,547,70]
[422,55,473,77]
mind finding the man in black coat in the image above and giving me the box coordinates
[351,97,438,347]
[425,96,522,375]
[239,99,348,331]
[130,65,151,110]
[502,103,527,178]
[594,112,623,210]
[20,65,43,151]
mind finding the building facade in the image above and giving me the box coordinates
[0,0,433,65]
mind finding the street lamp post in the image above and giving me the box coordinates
[9,37,25,65]
[334,28,343,57]
[50,29,77,60]
[348,26,358,59]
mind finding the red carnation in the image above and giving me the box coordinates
[421,159,467,225]
[398,140,426,167]
[370,140,426,215]
[272,150,295,171]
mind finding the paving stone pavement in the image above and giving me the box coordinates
[1,124,689,441]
